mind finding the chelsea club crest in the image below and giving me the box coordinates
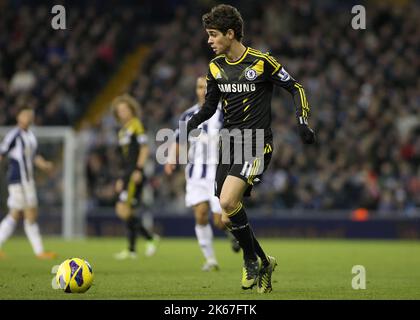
[245,69,257,81]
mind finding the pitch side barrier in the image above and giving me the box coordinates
[86,208,420,239]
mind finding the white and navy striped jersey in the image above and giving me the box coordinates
[175,103,223,181]
[0,127,38,184]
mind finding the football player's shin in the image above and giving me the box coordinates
[228,202,257,262]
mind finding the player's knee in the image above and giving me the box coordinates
[23,208,38,223]
[219,196,239,214]
[193,205,209,225]
[195,213,208,225]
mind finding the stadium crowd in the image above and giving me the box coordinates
[0,2,156,126]
[1,1,419,216]
[0,1,165,211]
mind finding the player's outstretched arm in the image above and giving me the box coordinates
[34,155,54,172]
[289,82,315,144]
[266,55,315,144]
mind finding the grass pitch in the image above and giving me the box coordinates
[0,237,419,300]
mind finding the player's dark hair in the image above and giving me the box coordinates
[202,4,244,41]
[111,94,140,122]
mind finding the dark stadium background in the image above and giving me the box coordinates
[0,0,419,239]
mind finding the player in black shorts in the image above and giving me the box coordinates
[112,94,159,260]
[187,5,315,293]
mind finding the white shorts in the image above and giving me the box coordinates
[185,179,222,214]
[7,181,38,210]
